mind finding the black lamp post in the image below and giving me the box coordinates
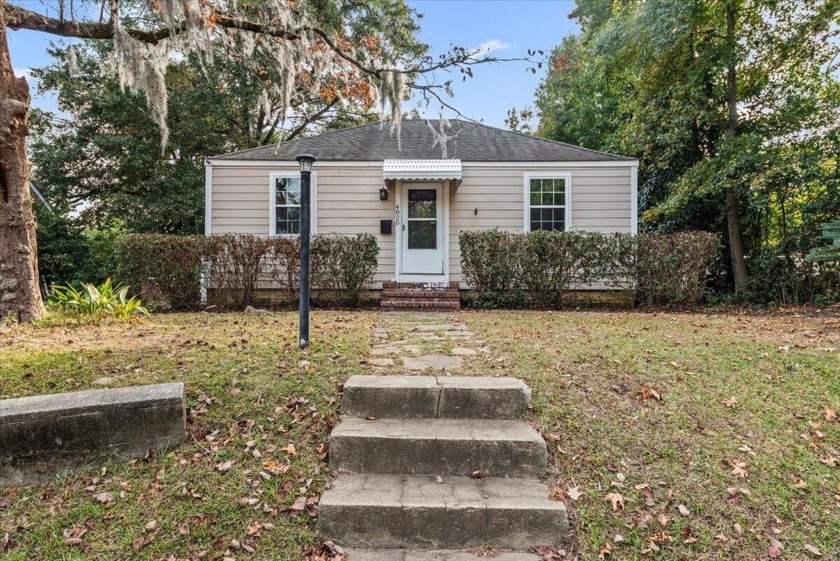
[296,153,316,348]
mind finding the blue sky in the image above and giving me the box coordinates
[407,0,579,125]
[8,0,580,127]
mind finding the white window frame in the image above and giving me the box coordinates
[269,171,317,236]
[523,172,572,232]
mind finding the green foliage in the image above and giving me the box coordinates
[806,220,840,263]
[36,207,125,286]
[206,235,275,310]
[115,234,379,310]
[46,278,149,321]
[460,229,718,308]
[312,234,380,307]
[459,230,524,308]
[116,234,207,311]
[535,0,840,300]
[635,231,720,307]
[747,247,840,305]
[29,1,427,235]
[35,207,96,287]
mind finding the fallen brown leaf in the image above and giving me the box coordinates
[597,542,612,559]
[730,460,748,478]
[804,544,822,556]
[818,456,837,467]
[603,492,624,511]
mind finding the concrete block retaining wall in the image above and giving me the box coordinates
[0,382,186,486]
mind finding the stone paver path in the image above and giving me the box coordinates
[367,312,492,372]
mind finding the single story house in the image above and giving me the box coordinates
[205,119,638,309]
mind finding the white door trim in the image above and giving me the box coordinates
[394,180,449,283]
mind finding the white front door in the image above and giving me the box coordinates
[401,183,445,276]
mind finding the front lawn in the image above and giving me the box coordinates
[1,310,838,560]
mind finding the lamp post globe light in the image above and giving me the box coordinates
[296,154,316,348]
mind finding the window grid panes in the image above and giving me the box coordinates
[529,177,566,232]
[275,177,301,235]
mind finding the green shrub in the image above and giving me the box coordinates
[459,230,523,307]
[459,229,718,308]
[116,234,206,310]
[806,220,840,263]
[47,278,149,321]
[206,235,274,309]
[266,237,301,301]
[635,232,719,306]
[312,234,379,307]
[748,246,840,305]
[115,233,379,310]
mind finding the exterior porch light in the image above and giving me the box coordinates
[295,153,316,348]
[379,187,388,201]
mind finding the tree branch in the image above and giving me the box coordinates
[285,98,340,141]
[3,3,301,44]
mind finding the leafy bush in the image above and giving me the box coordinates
[117,234,206,310]
[115,233,379,310]
[459,230,523,307]
[36,210,125,287]
[47,278,149,321]
[635,232,719,306]
[312,234,379,307]
[748,246,840,305]
[206,235,274,309]
[265,237,300,301]
[806,220,840,263]
[460,229,718,308]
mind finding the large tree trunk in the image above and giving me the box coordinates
[0,22,44,322]
[724,1,749,294]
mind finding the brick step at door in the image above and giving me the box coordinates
[319,474,569,550]
[381,289,460,300]
[346,550,542,560]
[380,300,461,311]
[382,281,460,290]
[341,375,531,420]
[329,418,547,477]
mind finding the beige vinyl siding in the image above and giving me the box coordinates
[209,162,634,288]
[448,165,633,283]
[211,164,395,285]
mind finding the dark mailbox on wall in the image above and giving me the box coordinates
[380,219,393,234]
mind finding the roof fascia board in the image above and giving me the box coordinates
[205,159,639,168]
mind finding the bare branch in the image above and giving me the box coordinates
[285,98,340,141]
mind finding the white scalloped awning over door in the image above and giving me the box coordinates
[383,159,462,181]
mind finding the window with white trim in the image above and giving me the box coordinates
[270,172,316,236]
[526,175,570,232]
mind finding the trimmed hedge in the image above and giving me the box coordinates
[460,230,718,308]
[116,233,379,310]
[116,234,206,311]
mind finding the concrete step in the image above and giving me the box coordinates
[342,375,531,420]
[347,550,541,560]
[329,418,547,477]
[319,474,569,550]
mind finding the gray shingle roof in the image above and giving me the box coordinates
[210,119,635,162]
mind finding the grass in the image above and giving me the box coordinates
[1,312,375,561]
[1,309,838,560]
